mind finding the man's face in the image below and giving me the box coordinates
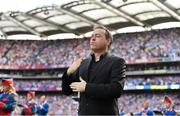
[2,84,9,92]
[27,93,32,100]
[90,28,110,52]
[40,95,46,103]
[144,101,149,109]
[164,102,171,109]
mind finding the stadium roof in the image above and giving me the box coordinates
[1,0,180,40]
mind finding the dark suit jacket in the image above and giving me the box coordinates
[62,54,126,115]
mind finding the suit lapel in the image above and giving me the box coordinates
[79,58,92,81]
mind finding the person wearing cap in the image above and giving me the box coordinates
[161,96,177,116]
[21,91,37,115]
[36,95,49,116]
[0,78,18,116]
[62,25,126,115]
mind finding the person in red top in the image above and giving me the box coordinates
[161,96,177,116]
[0,78,18,116]
[21,91,37,115]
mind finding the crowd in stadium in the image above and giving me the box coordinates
[112,29,180,61]
[0,70,62,77]
[15,80,61,91]
[0,64,179,77]
[125,76,180,86]
[127,65,180,71]
[12,94,179,115]
[13,95,78,116]
[10,76,180,91]
[119,93,180,114]
[0,28,180,67]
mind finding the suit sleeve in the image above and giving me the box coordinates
[85,58,126,99]
[62,69,80,95]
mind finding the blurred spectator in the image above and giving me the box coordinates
[139,100,155,116]
[161,96,177,116]
[36,95,49,116]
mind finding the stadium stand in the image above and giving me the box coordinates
[0,28,179,68]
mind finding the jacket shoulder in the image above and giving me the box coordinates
[108,55,125,63]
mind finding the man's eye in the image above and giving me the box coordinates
[95,35,100,38]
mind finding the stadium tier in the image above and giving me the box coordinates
[0,28,179,69]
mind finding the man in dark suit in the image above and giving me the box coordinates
[62,25,126,115]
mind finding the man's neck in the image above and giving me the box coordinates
[166,107,173,111]
[4,90,11,94]
[94,51,107,62]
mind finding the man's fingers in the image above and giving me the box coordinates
[70,80,86,92]
[70,85,79,92]
[70,82,79,86]
[70,82,79,90]
[79,77,83,82]
[79,76,85,82]
[70,85,78,91]
[72,89,78,92]
[74,57,84,64]
[79,57,84,61]
[70,86,76,89]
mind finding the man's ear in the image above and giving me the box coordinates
[107,39,111,46]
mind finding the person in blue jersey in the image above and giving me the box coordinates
[36,95,49,116]
[139,100,154,116]
[0,78,18,116]
[21,91,37,115]
[161,96,177,116]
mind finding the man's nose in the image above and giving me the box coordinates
[91,36,96,41]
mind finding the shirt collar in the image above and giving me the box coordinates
[90,52,108,62]
[40,101,47,105]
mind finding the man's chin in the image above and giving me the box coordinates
[90,47,96,51]
[91,48,98,52]
[91,49,103,54]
